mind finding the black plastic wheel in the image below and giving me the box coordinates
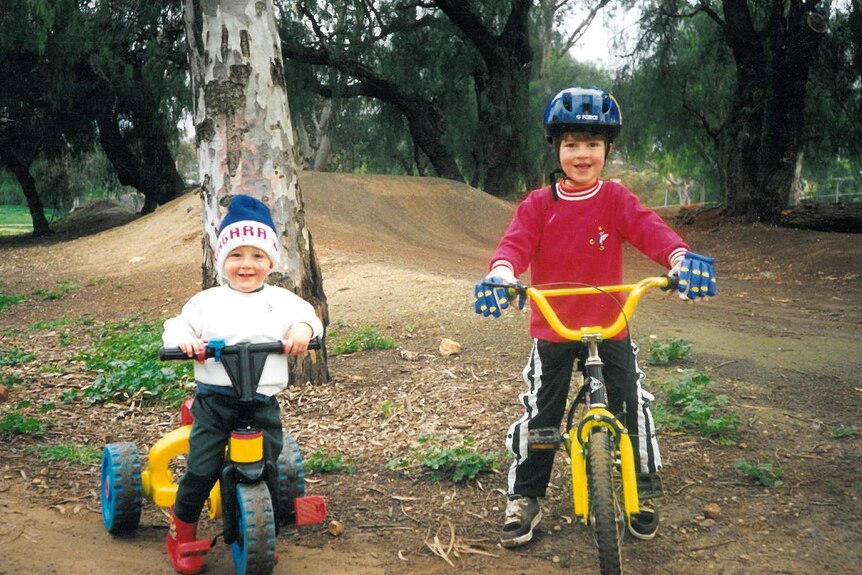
[587,428,623,575]
[100,442,143,534]
[276,431,306,525]
[231,482,277,575]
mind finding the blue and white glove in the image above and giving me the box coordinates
[672,251,717,300]
[473,266,524,318]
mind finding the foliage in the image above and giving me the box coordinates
[0,346,36,367]
[326,321,395,355]
[646,338,691,365]
[35,443,102,464]
[653,371,739,441]
[736,458,783,488]
[0,412,46,436]
[387,435,503,483]
[76,318,191,405]
[304,449,356,474]
[0,290,25,312]
[378,399,399,418]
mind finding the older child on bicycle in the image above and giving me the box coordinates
[162,194,323,574]
[474,86,716,547]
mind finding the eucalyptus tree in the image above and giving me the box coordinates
[183,0,330,384]
[631,0,834,224]
[0,0,94,236]
[79,0,190,214]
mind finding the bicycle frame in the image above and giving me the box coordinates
[500,276,673,527]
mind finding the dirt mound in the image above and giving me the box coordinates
[52,198,139,235]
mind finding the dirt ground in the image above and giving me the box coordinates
[1,172,861,575]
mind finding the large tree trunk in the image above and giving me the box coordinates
[720,0,826,223]
[183,0,329,385]
[435,0,534,198]
[0,149,52,237]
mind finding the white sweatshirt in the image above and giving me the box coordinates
[162,284,324,396]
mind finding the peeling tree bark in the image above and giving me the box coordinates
[183,0,329,384]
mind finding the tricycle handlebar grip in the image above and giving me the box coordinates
[159,347,191,361]
[308,337,321,350]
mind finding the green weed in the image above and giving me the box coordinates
[378,399,399,418]
[0,413,46,436]
[832,426,856,439]
[0,346,36,367]
[388,435,503,483]
[327,321,395,355]
[2,372,23,389]
[77,318,191,405]
[0,291,25,312]
[654,371,739,440]
[646,337,691,365]
[305,450,356,474]
[30,317,76,331]
[35,443,101,464]
[736,458,783,487]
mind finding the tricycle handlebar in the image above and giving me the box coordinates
[483,276,678,341]
[159,338,321,362]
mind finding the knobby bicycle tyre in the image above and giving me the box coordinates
[587,428,623,575]
[231,482,277,575]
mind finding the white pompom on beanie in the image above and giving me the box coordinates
[213,195,281,279]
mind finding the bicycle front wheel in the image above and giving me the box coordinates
[587,428,623,575]
[231,482,277,575]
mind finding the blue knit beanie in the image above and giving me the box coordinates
[213,195,280,279]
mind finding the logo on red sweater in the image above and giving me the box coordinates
[589,226,608,251]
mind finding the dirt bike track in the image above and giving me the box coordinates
[1,171,861,574]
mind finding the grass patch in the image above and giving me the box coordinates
[387,435,503,483]
[646,337,691,365]
[832,425,856,439]
[653,371,739,442]
[304,450,356,474]
[75,317,192,405]
[736,458,783,487]
[35,443,102,464]
[32,281,79,301]
[327,320,395,355]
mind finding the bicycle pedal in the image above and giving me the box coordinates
[527,427,561,452]
[294,495,327,525]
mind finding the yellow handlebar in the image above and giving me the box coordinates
[526,276,671,341]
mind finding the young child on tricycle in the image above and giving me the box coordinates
[161,194,324,574]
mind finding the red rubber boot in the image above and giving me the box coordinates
[166,507,208,575]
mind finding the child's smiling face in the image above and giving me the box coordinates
[223,245,273,292]
[558,133,607,187]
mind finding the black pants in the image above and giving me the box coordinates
[174,393,283,523]
[505,338,661,498]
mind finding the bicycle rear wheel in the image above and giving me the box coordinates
[587,428,623,575]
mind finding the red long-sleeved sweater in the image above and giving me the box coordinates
[491,180,688,341]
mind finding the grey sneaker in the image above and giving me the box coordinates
[628,499,659,540]
[500,496,542,548]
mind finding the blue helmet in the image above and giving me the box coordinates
[543,86,622,141]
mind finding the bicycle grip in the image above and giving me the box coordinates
[661,275,680,292]
[159,347,193,361]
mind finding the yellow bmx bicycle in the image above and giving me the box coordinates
[489,275,676,575]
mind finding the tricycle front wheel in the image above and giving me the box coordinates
[231,482,277,575]
[100,442,143,534]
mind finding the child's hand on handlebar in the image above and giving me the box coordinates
[474,266,525,318]
[177,339,205,357]
[671,251,717,301]
[283,322,314,355]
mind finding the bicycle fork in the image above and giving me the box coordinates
[568,336,640,526]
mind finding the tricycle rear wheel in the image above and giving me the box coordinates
[277,431,305,525]
[100,442,143,534]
